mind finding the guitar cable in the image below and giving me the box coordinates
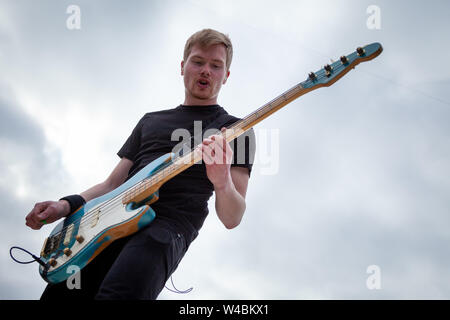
[9,246,48,269]
[164,275,193,295]
[10,245,194,296]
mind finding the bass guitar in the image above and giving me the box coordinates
[39,43,383,283]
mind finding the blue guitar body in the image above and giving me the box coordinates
[39,153,174,284]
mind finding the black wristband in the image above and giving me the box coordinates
[59,194,86,214]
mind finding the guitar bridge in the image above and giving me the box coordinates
[40,237,49,258]
[41,234,62,258]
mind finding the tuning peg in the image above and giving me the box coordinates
[308,72,316,80]
[340,56,349,64]
[324,64,332,77]
[356,47,365,56]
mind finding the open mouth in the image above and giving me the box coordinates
[197,79,210,88]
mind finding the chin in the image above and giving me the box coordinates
[193,90,214,101]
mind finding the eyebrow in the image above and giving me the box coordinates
[190,55,224,64]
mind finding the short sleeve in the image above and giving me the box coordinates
[230,127,256,177]
[117,115,146,161]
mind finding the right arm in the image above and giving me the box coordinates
[25,158,133,230]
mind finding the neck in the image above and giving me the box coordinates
[183,94,218,106]
[183,100,218,106]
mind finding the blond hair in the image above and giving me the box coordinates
[183,28,233,71]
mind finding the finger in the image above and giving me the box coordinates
[25,217,35,229]
[202,142,214,158]
[27,201,51,227]
[208,142,227,165]
[210,134,222,143]
[206,135,224,150]
[28,202,46,216]
[224,141,233,163]
[29,209,46,227]
[202,144,215,165]
[202,138,214,145]
[213,136,231,163]
[26,203,47,229]
[222,145,232,164]
[39,205,62,224]
[25,216,42,230]
[36,207,52,222]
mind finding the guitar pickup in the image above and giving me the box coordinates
[63,224,74,246]
[91,209,100,228]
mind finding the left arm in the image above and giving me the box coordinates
[214,167,249,229]
[202,129,250,229]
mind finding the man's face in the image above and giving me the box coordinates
[181,44,230,105]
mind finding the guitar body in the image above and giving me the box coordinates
[39,153,174,284]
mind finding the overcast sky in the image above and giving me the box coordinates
[1,0,449,299]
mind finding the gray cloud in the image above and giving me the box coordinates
[0,85,70,299]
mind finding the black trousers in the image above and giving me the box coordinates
[40,218,190,300]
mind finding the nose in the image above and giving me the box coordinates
[200,64,211,77]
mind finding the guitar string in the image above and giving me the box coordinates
[48,62,346,245]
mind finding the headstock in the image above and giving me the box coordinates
[303,42,383,89]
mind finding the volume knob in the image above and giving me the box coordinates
[75,235,84,243]
[63,248,72,256]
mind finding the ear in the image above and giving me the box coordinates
[222,70,230,84]
[181,61,185,76]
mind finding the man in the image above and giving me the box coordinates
[26,28,255,299]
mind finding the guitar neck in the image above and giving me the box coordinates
[224,82,311,141]
[121,82,312,205]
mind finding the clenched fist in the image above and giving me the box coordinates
[25,200,70,230]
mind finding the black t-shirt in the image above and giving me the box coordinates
[117,104,255,238]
